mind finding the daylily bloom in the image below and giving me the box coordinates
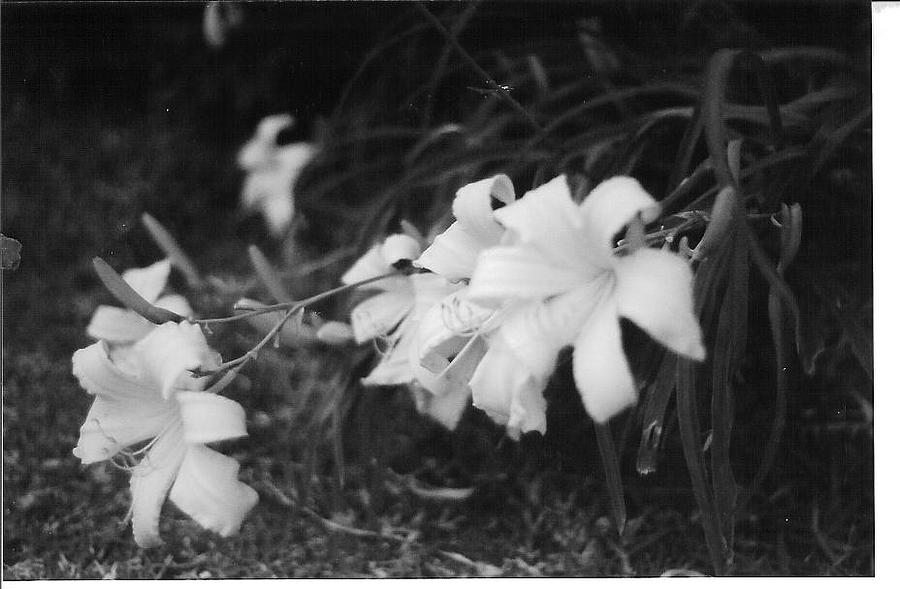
[237,114,317,236]
[86,259,193,345]
[467,175,706,428]
[410,174,515,429]
[341,234,464,427]
[72,321,258,548]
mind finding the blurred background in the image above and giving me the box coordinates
[3,1,872,578]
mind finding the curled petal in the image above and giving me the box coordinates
[452,174,516,244]
[133,322,221,400]
[169,445,259,538]
[130,424,186,548]
[237,114,294,170]
[72,341,158,401]
[613,249,706,360]
[468,245,589,302]
[122,260,172,304]
[86,305,154,344]
[177,391,248,445]
[573,298,636,424]
[349,289,412,344]
[418,174,516,280]
[74,396,176,464]
[580,176,659,253]
[493,175,595,272]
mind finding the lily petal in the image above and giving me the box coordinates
[408,273,461,321]
[169,445,259,538]
[416,222,484,282]
[86,305,154,344]
[468,244,590,302]
[613,248,706,361]
[74,396,175,464]
[133,322,221,400]
[122,260,172,304]
[452,174,516,244]
[237,114,294,170]
[130,424,187,548]
[411,380,472,430]
[341,236,415,292]
[341,243,391,287]
[493,175,595,271]
[349,289,412,344]
[72,341,158,401]
[572,297,636,424]
[469,335,548,437]
[580,176,659,253]
[259,184,295,236]
[177,391,248,445]
[361,318,416,386]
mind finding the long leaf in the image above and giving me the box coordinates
[593,422,627,536]
[141,213,203,289]
[636,353,678,476]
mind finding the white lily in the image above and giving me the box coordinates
[467,175,706,427]
[410,174,515,429]
[72,321,258,548]
[341,234,463,426]
[238,114,317,236]
[86,259,193,345]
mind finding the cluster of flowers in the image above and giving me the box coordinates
[343,173,706,436]
[71,169,705,547]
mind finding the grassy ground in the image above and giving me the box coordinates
[2,3,873,579]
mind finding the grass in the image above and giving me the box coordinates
[2,2,873,579]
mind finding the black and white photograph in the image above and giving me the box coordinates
[2,0,876,579]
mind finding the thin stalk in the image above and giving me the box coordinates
[195,272,399,326]
[413,2,544,134]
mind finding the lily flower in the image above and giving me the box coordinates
[238,114,317,236]
[341,234,463,427]
[72,321,258,548]
[410,174,515,428]
[467,175,705,427]
[86,259,193,345]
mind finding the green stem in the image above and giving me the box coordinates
[195,272,399,326]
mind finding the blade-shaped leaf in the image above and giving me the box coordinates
[594,421,627,536]
[141,213,203,288]
[636,353,678,476]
